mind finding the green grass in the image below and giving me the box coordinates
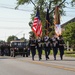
[36,50,75,57]
[36,49,59,55]
[65,54,75,57]
[36,49,53,55]
[64,50,75,57]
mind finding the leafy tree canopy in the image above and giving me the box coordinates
[71,0,75,6]
[7,35,18,43]
[16,0,74,38]
[62,22,75,48]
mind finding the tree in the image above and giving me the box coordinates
[0,40,5,44]
[71,0,75,6]
[7,35,18,43]
[62,22,75,49]
[20,37,27,42]
[16,0,71,37]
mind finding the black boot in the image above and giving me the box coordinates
[60,55,63,60]
[32,57,34,61]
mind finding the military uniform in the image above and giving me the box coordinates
[58,36,65,60]
[52,37,59,60]
[29,37,36,60]
[43,35,52,60]
[0,44,5,56]
[36,37,43,60]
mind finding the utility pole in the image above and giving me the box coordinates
[23,33,25,41]
[67,41,69,51]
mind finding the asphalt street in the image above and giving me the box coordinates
[0,55,75,75]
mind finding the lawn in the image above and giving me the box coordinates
[36,49,75,57]
[64,50,75,57]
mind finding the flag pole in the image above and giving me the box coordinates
[45,8,50,36]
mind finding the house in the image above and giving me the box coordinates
[60,17,75,50]
[61,17,75,28]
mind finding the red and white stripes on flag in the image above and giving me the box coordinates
[32,9,42,37]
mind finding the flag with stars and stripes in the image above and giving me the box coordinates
[32,8,42,37]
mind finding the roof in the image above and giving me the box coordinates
[10,40,25,43]
[61,17,75,28]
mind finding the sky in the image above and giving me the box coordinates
[0,0,75,41]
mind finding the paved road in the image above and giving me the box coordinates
[0,55,75,75]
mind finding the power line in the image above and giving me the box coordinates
[15,31,24,36]
[0,6,75,13]
[0,5,33,12]
[64,11,75,12]
[0,17,27,20]
[0,19,26,23]
[0,3,75,12]
[65,6,75,9]
[0,26,30,29]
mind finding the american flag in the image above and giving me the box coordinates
[32,8,42,37]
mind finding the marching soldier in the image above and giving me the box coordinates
[43,35,52,60]
[58,35,65,60]
[28,36,36,60]
[0,43,5,56]
[52,35,59,60]
[36,36,43,61]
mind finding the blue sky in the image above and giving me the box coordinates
[61,0,75,24]
[0,0,75,41]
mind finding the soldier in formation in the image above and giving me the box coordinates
[43,34,52,60]
[28,36,36,60]
[28,34,65,61]
[51,35,59,60]
[0,35,65,61]
[58,35,65,60]
[36,36,43,60]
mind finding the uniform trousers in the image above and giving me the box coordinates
[59,47,64,60]
[44,47,50,60]
[31,47,36,60]
[53,47,58,60]
[37,48,42,60]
